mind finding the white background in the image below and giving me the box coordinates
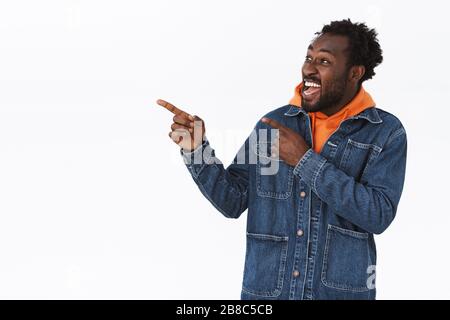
[0,0,449,299]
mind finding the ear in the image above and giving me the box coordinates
[349,65,365,83]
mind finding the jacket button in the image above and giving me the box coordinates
[300,191,306,198]
[293,270,300,278]
[297,229,304,237]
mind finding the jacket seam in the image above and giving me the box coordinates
[386,127,406,146]
[312,158,327,195]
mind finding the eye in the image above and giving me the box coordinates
[305,56,312,63]
[321,59,330,65]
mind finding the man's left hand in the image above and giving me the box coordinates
[261,117,311,167]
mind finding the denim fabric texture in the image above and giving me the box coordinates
[181,105,407,300]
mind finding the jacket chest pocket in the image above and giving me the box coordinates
[254,142,294,200]
[339,138,382,180]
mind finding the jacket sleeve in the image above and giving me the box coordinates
[293,127,407,234]
[180,136,251,219]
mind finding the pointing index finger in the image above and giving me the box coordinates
[156,99,194,120]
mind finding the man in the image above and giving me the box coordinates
[157,19,407,300]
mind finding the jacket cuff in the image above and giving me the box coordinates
[293,148,327,194]
[180,138,215,168]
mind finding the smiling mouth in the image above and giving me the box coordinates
[302,80,321,98]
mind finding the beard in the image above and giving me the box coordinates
[301,73,348,113]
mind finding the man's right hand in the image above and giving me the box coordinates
[156,99,206,152]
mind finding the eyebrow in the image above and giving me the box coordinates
[307,44,335,56]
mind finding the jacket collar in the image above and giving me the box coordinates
[283,105,383,124]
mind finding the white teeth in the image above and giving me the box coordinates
[305,81,321,88]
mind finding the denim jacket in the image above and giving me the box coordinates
[181,104,407,300]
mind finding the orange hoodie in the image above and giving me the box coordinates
[289,82,375,153]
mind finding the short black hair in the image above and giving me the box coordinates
[316,19,383,84]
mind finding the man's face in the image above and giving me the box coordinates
[301,34,353,113]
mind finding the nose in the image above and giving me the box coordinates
[302,61,318,79]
